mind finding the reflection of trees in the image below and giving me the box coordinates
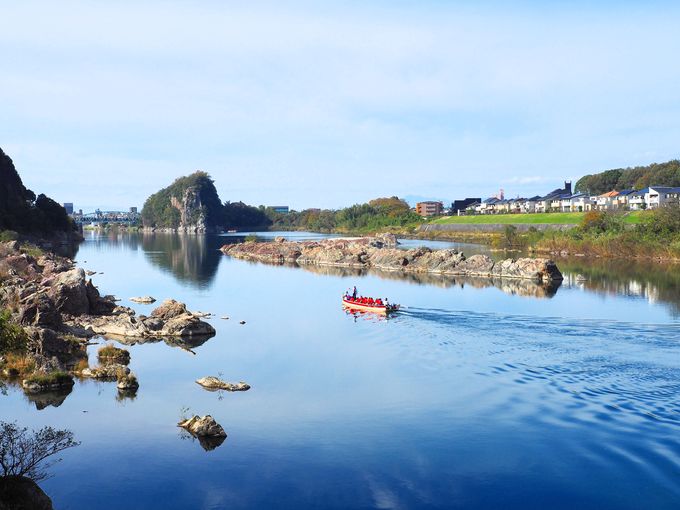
[559,258,680,316]
[81,232,224,288]
[141,234,223,288]
[301,265,561,298]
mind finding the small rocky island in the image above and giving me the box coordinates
[221,234,563,282]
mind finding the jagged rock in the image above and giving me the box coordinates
[178,415,227,438]
[130,296,156,304]
[48,268,90,315]
[196,376,250,392]
[24,327,86,365]
[18,293,61,328]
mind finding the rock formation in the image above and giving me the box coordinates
[178,415,227,450]
[196,376,250,392]
[221,237,563,282]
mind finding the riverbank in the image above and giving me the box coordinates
[0,240,215,394]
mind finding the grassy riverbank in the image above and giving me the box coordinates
[431,211,645,225]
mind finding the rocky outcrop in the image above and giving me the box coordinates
[81,364,129,380]
[21,372,75,394]
[196,376,250,392]
[221,237,563,282]
[178,415,227,450]
[69,299,216,339]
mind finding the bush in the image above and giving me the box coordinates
[0,310,27,355]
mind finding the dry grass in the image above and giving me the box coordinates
[97,344,130,365]
[2,354,36,377]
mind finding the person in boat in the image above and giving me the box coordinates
[352,286,357,299]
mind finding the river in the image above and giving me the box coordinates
[3,231,680,509]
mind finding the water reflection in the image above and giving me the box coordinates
[23,385,73,410]
[82,232,224,288]
[291,264,561,299]
[141,234,224,288]
[559,258,680,317]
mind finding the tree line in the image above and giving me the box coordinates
[575,159,680,195]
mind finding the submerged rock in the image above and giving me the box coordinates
[130,296,156,304]
[196,376,250,392]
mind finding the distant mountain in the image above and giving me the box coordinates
[575,159,680,195]
[0,147,72,235]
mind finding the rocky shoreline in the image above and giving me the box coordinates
[0,240,215,395]
[220,234,563,282]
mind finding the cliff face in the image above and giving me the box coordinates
[141,172,223,233]
[0,147,73,235]
[0,148,35,226]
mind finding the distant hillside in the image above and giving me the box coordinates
[141,172,270,232]
[575,159,680,194]
[0,147,72,234]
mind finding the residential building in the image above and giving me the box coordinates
[416,201,443,217]
[566,193,593,212]
[646,187,680,209]
[452,198,481,215]
[628,189,648,210]
[595,191,619,211]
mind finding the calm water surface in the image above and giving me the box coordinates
[3,232,680,509]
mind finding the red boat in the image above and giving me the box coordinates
[342,296,399,314]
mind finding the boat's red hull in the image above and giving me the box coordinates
[342,298,398,314]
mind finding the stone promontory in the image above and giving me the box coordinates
[221,235,563,282]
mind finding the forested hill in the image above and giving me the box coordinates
[0,147,72,234]
[141,172,224,230]
[141,172,270,231]
[575,159,680,194]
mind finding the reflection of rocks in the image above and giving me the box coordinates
[69,299,216,340]
[0,476,53,510]
[195,435,227,452]
[196,376,250,392]
[178,415,227,451]
[297,264,561,298]
[222,237,562,282]
[23,385,73,410]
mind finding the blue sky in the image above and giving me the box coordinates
[2,1,679,211]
